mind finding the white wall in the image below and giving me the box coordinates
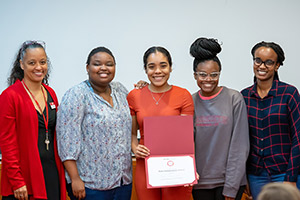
[1,0,300,100]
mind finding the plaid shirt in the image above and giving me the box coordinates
[241,79,300,182]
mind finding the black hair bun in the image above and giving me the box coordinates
[190,37,221,60]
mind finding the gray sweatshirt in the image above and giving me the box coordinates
[193,87,249,198]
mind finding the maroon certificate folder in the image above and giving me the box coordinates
[144,115,197,188]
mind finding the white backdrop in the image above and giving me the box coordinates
[1,0,300,100]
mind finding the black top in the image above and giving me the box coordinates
[37,91,60,200]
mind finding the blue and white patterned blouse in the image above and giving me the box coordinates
[56,80,132,190]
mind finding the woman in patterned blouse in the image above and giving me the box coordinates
[56,47,132,200]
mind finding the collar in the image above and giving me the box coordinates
[249,79,279,98]
[85,80,113,95]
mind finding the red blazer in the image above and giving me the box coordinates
[0,80,66,200]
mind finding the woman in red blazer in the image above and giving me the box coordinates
[0,41,66,200]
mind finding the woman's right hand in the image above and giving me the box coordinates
[14,185,28,200]
[134,144,150,158]
[134,80,149,89]
[71,178,86,200]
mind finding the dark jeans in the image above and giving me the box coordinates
[67,183,132,200]
[192,185,246,200]
[248,169,300,200]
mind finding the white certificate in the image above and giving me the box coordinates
[146,155,196,188]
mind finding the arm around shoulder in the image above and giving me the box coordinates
[181,88,194,115]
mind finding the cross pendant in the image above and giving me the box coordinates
[45,139,50,150]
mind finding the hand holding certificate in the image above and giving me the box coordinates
[144,115,197,188]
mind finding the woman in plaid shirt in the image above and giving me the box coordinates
[241,41,300,200]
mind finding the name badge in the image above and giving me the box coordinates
[49,102,56,109]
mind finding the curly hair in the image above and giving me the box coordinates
[7,40,51,86]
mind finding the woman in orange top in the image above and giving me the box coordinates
[127,46,194,200]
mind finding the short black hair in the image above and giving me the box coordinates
[86,46,115,65]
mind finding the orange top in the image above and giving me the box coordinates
[127,85,194,144]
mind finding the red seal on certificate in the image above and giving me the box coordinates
[167,160,174,167]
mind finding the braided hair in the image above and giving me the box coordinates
[190,37,222,72]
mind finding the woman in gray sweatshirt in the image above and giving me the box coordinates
[190,37,250,200]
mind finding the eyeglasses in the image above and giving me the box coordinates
[20,40,46,60]
[22,40,46,49]
[253,57,276,68]
[194,71,220,80]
